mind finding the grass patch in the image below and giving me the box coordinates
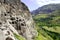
[14,33,26,40]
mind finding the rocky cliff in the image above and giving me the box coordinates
[0,0,37,40]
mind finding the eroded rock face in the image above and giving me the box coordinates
[0,0,37,40]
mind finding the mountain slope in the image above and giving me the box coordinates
[31,4,60,15]
[33,10,60,40]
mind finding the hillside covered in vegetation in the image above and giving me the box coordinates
[33,10,60,40]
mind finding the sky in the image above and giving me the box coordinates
[21,0,60,11]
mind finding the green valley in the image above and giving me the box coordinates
[33,10,60,40]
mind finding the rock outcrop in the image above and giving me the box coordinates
[0,0,37,40]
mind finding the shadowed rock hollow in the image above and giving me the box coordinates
[0,0,37,40]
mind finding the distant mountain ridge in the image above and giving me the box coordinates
[31,4,60,15]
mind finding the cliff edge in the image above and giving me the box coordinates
[0,0,37,40]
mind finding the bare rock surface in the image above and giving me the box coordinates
[0,0,37,40]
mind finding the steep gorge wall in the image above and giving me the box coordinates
[0,0,37,40]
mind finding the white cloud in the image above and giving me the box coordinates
[36,0,60,6]
[21,0,60,11]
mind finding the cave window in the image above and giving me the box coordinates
[21,23,25,26]
[16,20,19,22]
[4,14,7,16]
[7,12,10,13]
[9,22,11,24]
[0,22,2,25]
[19,19,21,21]
[7,31,10,35]
[6,37,13,40]
[10,17,15,20]
[16,17,18,19]
[12,22,15,24]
